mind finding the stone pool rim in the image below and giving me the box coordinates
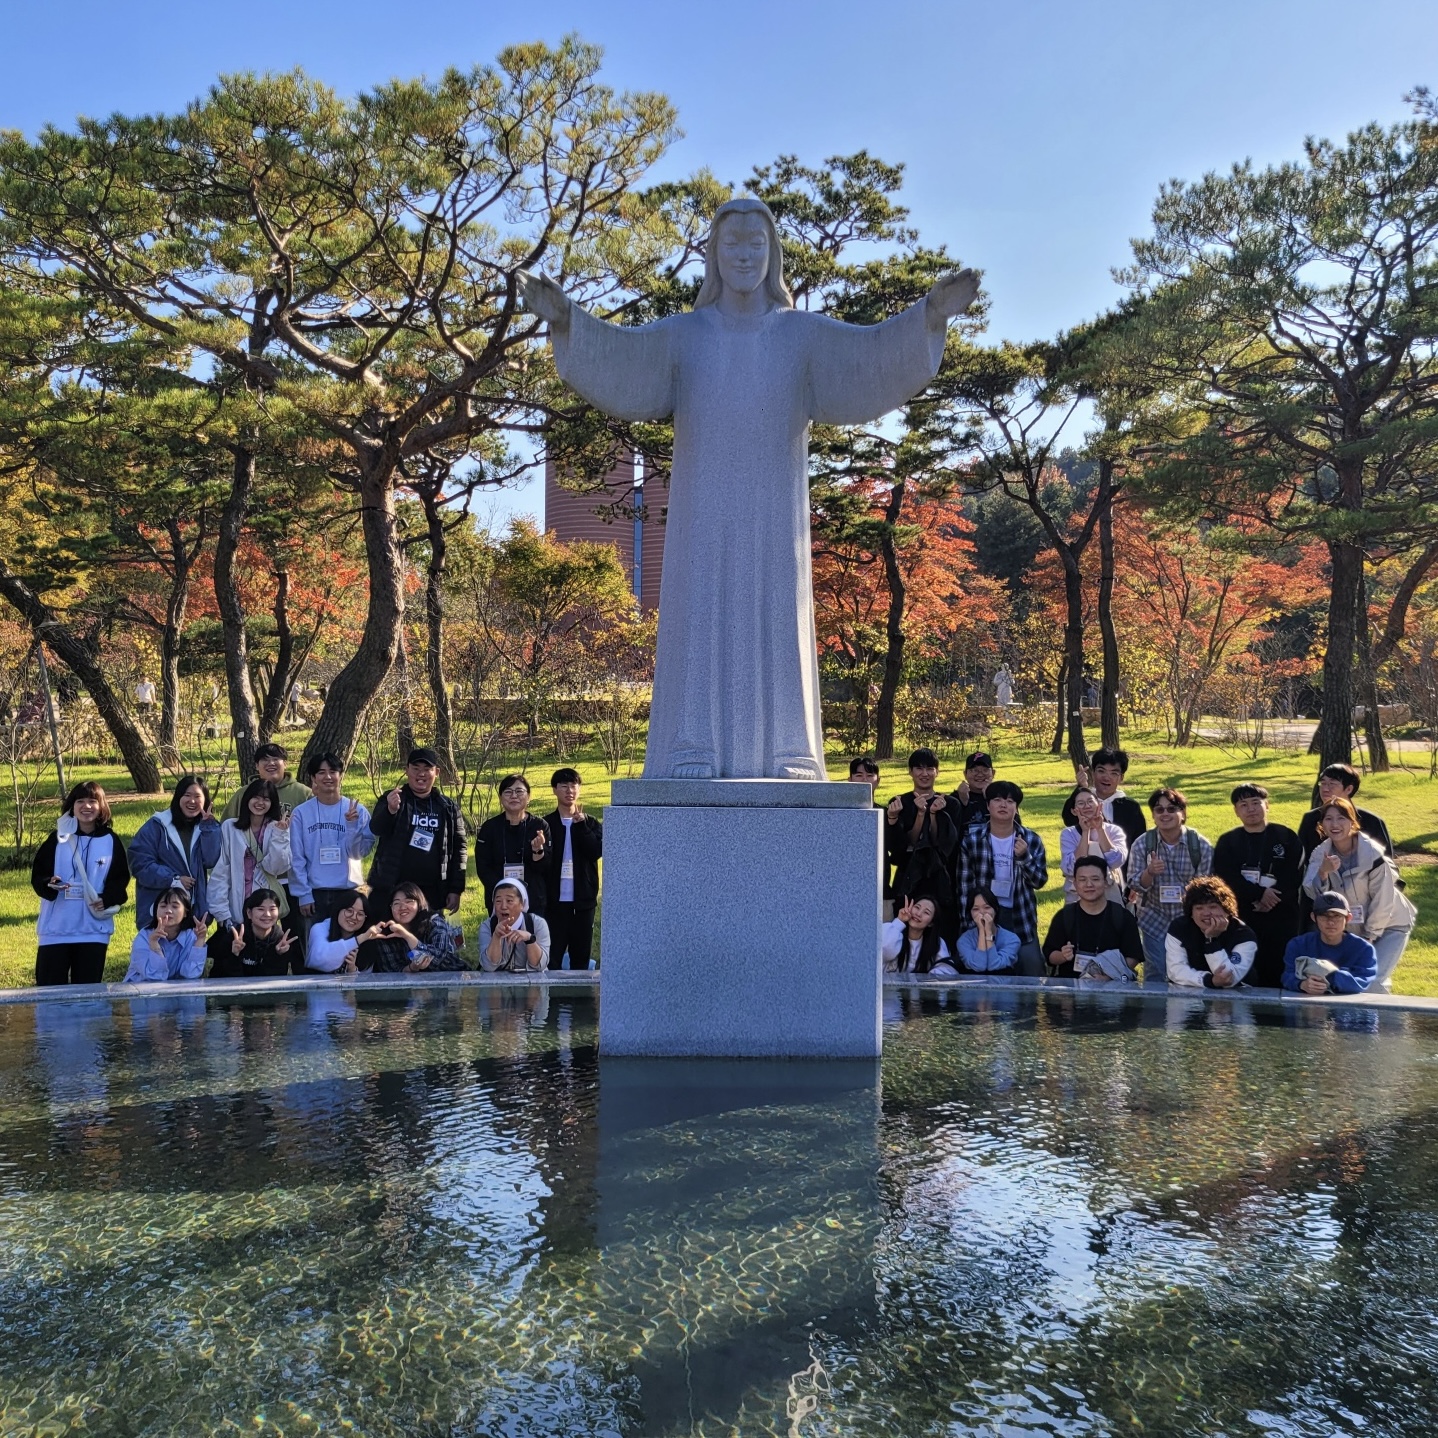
[4,969,1438,1018]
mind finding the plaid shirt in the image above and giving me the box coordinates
[1125,827,1213,953]
[958,822,1049,945]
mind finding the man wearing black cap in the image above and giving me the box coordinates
[1280,891,1378,995]
[367,747,467,915]
[951,750,996,833]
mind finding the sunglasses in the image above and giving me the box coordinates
[1152,804,1183,814]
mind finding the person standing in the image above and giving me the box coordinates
[957,779,1048,974]
[367,747,468,916]
[289,753,376,926]
[1125,788,1213,984]
[128,775,223,932]
[540,767,602,971]
[1058,786,1129,905]
[475,773,551,916]
[1295,763,1394,863]
[220,741,312,820]
[1302,796,1415,994]
[950,751,997,835]
[886,748,959,918]
[32,781,131,985]
[1063,747,1147,848]
[1212,783,1301,988]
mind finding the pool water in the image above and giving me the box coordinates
[1,985,1437,1436]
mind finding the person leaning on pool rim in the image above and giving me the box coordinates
[1125,788,1213,984]
[1043,855,1144,980]
[1281,891,1378,996]
[1164,876,1258,989]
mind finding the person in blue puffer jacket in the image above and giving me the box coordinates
[128,775,222,932]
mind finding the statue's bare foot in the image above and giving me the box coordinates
[672,760,715,779]
[775,759,823,780]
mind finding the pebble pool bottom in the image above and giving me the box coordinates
[1,984,1436,1436]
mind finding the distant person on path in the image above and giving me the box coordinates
[1063,747,1147,848]
[32,780,131,986]
[123,889,207,982]
[1125,788,1213,983]
[886,748,959,918]
[1281,892,1378,995]
[1059,786,1129,905]
[1044,855,1144,980]
[1164,877,1258,989]
[221,742,311,820]
[1302,796,1415,994]
[289,753,375,927]
[541,768,602,971]
[475,773,551,917]
[368,747,467,916]
[882,895,958,976]
[958,780,1048,974]
[128,775,222,934]
[1212,783,1301,987]
[955,886,1021,975]
[134,678,157,713]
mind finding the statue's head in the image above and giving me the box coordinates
[694,197,793,311]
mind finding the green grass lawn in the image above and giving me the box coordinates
[3,730,1436,995]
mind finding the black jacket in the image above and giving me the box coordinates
[540,809,603,907]
[209,925,300,979]
[886,795,958,914]
[474,813,552,915]
[368,787,467,898]
[1212,824,1302,925]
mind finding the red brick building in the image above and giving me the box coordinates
[543,452,666,614]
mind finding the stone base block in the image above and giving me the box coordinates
[599,783,882,1057]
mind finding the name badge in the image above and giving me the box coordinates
[503,863,524,882]
[1159,884,1183,905]
[1241,868,1261,885]
[409,829,434,852]
[318,845,342,866]
[1349,903,1365,925]
[561,859,575,882]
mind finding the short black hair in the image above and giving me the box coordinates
[253,742,288,762]
[907,747,939,770]
[1090,747,1129,774]
[985,779,1024,806]
[1072,854,1108,877]
[243,887,283,916]
[1230,782,1269,803]
[146,887,194,931]
[1320,763,1361,797]
[306,751,346,778]
[849,755,880,777]
[550,767,582,787]
[498,772,531,796]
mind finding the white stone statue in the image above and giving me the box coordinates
[994,667,1014,708]
[522,198,977,779]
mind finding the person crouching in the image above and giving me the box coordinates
[478,878,551,973]
[882,895,958,976]
[1165,877,1258,989]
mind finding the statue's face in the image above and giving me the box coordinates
[715,211,770,296]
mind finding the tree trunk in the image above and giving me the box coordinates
[873,482,908,762]
[257,566,293,742]
[301,469,403,773]
[1050,657,1067,755]
[1061,555,1089,769]
[1097,482,1121,750]
[419,490,458,781]
[158,519,191,768]
[1355,566,1389,772]
[216,447,262,777]
[1316,538,1361,767]
[395,621,417,760]
[0,568,161,792]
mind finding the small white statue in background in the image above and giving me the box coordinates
[994,667,1015,709]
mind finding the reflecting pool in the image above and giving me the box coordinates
[2,984,1437,1435]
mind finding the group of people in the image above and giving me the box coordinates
[31,745,603,987]
[857,747,1414,998]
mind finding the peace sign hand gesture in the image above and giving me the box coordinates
[230,925,245,955]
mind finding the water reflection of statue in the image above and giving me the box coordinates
[522,199,978,780]
[993,666,1015,708]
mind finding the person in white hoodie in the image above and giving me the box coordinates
[31,781,130,985]
[207,779,292,967]
[1302,795,1416,994]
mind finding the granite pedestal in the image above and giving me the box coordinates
[599,779,882,1057]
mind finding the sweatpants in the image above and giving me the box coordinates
[36,942,108,986]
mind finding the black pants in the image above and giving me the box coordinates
[36,942,108,986]
[547,902,597,970]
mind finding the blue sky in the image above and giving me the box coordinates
[3,0,1433,522]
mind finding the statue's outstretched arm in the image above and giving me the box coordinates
[924,268,981,331]
[518,270,572,334]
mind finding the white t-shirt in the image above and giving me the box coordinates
[990,832,1016,903]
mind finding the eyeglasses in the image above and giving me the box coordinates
[1152,805,1182,814]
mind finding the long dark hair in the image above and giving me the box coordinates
[146,888,194,932]
[168,775,211,823]
[235,779,281,833]
[903,894,947,975]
